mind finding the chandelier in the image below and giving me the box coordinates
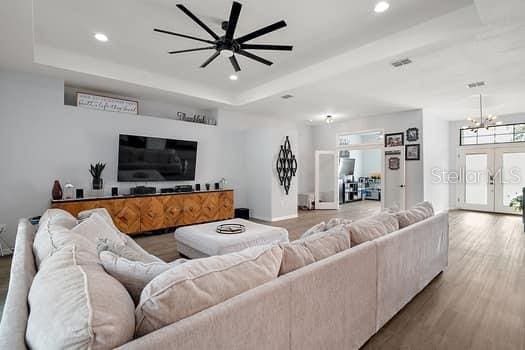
[465,94,500,132]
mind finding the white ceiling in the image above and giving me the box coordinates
[1,0,525,121]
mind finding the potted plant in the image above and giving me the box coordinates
[510,193,523,213]
[90,162,106,190]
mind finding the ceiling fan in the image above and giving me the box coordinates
[154,1,293,73]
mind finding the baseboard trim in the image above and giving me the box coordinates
[270,214,298,222]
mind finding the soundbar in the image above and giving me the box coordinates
[174,185,193,193]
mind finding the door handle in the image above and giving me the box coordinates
[400,185,405,188]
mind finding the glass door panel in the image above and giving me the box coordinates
[458,149,494,211]
[494,149,525,214]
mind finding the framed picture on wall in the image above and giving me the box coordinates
[384,132,404,147]
[406,127,419,142]
[388,157,400,170]
[405,144,420,160]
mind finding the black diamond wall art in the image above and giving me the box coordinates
[276,136,297,195]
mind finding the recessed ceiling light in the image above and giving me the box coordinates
[374,1,390,13]
[229,74,238,81]
[94,33,108,42]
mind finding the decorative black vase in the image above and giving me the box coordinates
[92,178,103,190]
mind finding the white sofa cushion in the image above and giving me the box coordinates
[33,209,82,267]
[325,218,353,230]
[26,245,135,350]
[279,225,350,275]
[72,213,127,246]
[78,207,121,233]
[300,221,327,239]
[395,201,435,228]
[99,248,187,304]
[348,212,399,245]
[135,245,283,336]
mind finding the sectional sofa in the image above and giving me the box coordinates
[0,207,448,350]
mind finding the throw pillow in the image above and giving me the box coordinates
[301,221,327,239]
[72,213,127,246]
[99,250,186,304]
[33,209,88,267]
[348,212,399,245]
[325,217,353,230]
[279,225,350,275]
[395,201,435,228]
[96,238,160,264]
[26,245,135,350]
[135,245,283,336]
[78,207,122,233]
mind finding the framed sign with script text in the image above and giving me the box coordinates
[77,92,138,115]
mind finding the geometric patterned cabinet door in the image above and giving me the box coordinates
[182,193,204,226]
[104,198,141,234]
[218,191,234,219]
[200,192,220,222]
[163,195,184,228]
[51,190,235,235]
[139,196,167,232]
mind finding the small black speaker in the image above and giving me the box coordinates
[205,183,210,191]
[214,182,220,190]
[76,189,84,199]
[195,183,201,191]
[111,187,119,196]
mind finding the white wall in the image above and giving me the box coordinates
[422,112,450,212]
[244,128,298,221]
[297,124,314,193]
[361,149,382,176]
[310,110,424,207]
[0,70,297,245]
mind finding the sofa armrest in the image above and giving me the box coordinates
[0,219,37,350]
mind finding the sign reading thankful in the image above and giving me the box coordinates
[77,93,138,115]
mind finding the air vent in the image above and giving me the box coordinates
[391,58,412,68]
[467,81,486,88]
[281,94,294,99]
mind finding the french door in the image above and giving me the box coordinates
[458,146,525,214]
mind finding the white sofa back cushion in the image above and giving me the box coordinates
[135,245,283,337]
[279,225,350,275]
[348,212,399,245]
[395,201,434,228]
[26,245,135,350]
[33,209,78,267]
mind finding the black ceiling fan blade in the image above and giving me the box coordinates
[240,44,293,51]
[229,55,241,72]
[225,2,242,40]
[176,4,219,40]
[236,20,287,44]
[237,50,273,66]
[154,28,215,44]
[200,51,220,68]
[169,46,216,54]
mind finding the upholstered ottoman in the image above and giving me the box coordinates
[174,219,289,258]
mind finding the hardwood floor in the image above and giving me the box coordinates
[1,204,524,349]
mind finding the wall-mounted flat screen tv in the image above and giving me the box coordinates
[118,134,197,182]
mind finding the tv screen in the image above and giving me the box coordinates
[118,134,197,182]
